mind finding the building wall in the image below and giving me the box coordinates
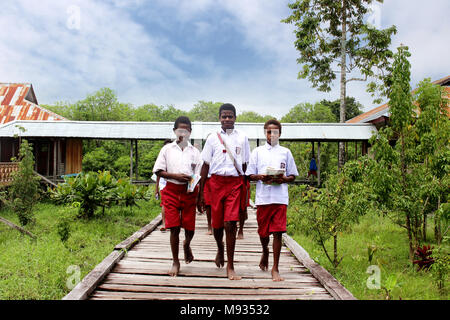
[65,139,82,174]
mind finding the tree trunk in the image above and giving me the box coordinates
[338,0,347,171]
[0,216,36,239]
[435,196,442,245]
[406,214,414,262]
[333,233,338,268]
[422,196,429,242]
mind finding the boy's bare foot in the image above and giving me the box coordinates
[259,247,269,271]
[227,267,242,280]
[183,241,194,264]
[215,242,225,268]
[237,229,244,239]
[168,261,180,277]
[271,269,284,282]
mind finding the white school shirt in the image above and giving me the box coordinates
[153,141,202,185]
[246,142,299,206]
[151,173,167,190]
[201,128,250,176]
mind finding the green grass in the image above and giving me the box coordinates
[0,198,161,300]
[288,209,449,300]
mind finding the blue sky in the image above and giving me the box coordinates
[1,0,449,118]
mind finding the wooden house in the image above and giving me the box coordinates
[0,83,82,184]
[346,75,450,127]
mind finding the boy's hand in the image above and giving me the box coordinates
[173,173,192,183]
[272,174,285,185]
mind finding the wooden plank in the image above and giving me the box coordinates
[103,273,321,288]
[117,259,306,270]
[97,283,329,296]
[282,233,356,300]
[122,251,299,264]
[63,250,125,300]
[90,291,334,300]
[113,264,310,279]
[114,214,162,251]
[118,259,306,272]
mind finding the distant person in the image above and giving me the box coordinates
[153,139,172,232]
[153,116,202,277]
[198,103,250,280]
[246,119,299,281]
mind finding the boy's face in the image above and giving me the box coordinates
[265,124,280,146]
[220,110,236,131]
[174,123,191,145]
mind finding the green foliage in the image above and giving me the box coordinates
[289,158,373,268]
[320,97,364,122]
[115,178,149,213]
[367,47,449,262]
[236,111,274,123]
[49,171,149,218]
[3,140,41,226]
[0,201,161,299]
[281,102,335,123]
[282,0,396,101]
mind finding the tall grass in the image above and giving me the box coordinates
[288,207,449,300]
[0,197,161,300]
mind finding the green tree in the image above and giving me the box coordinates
[236,111,274,123]
[282,0,397,168]
[188,101,223,122]
[367,47,449,261]
[292,158,373,269]
[320,97,364,122]
[7,140,41,226]
[281,102,335,123]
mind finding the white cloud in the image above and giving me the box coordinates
[0,0,448,119]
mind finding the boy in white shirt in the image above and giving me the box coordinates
[198,103,250,280]
[246,119,299,281]
[153,116,202,277]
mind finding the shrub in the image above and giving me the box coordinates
[5,140,40,226]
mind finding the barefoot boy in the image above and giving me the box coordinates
[246,119,299,281]
[153,116,202,277]
[198,103,250,280]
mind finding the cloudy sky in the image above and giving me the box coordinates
[1,0,448,118]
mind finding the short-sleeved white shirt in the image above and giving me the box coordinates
[246,142,299,205]
[201,128,250,176]
[153,141,202,185]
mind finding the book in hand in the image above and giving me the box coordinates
[265,167,286,176]
[187,174,201,193]
[264,167,285,185]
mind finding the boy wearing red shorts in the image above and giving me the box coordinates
[203,171,212,235]
[246,119,298,281]
[198,103,250,280]
[153,116,202,277]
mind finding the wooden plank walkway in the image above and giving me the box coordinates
[64,207,355,300]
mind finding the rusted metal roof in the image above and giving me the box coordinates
[347,76,450,124]
[0,83,66,124]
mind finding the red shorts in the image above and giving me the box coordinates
[209,174,243,229]
[159,188,165,207]
[256,204,287,238]
[203,177,211,206]
[161,182,198,231]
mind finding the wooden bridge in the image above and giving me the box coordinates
[63,208,355,300]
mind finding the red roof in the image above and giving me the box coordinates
[347,76,450,123]
[0,83,66,124]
